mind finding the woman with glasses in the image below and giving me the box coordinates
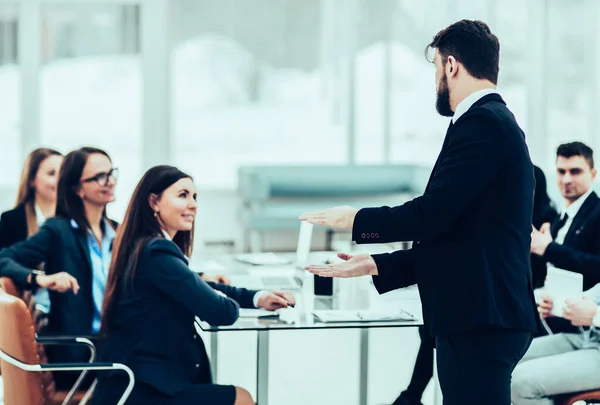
[0,147,63,312]
[0,146,118,389]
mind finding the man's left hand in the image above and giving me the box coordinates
[563,296,598,326]
[305,252,378,278]
[257,291,295,311]
[531,224,553,256]
[299,206,359,229]
[201,274,231,285]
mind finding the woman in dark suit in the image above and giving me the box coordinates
[93,166,294,405]
[0,147,63,311]
[0,146,118,389]
[0,147,63,249]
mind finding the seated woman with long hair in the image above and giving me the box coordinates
[0,146,118,388]
[0,147,63,312]
[94,166,294,405]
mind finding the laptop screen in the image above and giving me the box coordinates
[294,221,314,269]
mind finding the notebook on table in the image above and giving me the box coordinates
[312,309,415,323]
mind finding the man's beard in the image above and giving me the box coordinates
[435,73,454,117]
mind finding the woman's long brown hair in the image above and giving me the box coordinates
[100,165,194,337]
[15,148,62,236]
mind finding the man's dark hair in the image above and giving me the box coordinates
[426,19,500,84]
[557,142,595,169]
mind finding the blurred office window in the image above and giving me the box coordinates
[39,3,141,219]
[0,3,20,194]
[171,0,348,188]
[493,0,528,130]
[545,0,594,162]
[386,0,457,165]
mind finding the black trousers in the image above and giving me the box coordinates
[435,326,533,405]
[399,325,434,403]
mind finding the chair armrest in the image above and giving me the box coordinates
[35,335,96,405]
[36,336,95,347]
[41,362,118,370]
[0,348,133,405]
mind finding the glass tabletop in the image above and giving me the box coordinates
[199,296,423,332]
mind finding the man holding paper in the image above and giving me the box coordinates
[511,286,600,404]
[530,142,600,333]
[300,20,539,405]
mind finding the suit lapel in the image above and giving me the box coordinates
[425,121,454,193]
[424,94,506,194]
[564,192,599,243]
[73,227,93,274]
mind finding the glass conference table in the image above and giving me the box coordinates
[193,253,428,405]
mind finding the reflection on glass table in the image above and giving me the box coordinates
[198,294,423,405]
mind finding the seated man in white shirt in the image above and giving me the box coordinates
[511,284,600,405]
[530,142,600,334]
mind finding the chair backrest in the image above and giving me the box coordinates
[0,278,56,402]
[0,289,45,405]
[0,277,23,299]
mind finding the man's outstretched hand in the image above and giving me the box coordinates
[305,252,378,278]
[299,206,359,229]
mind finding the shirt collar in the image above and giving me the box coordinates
[161,229,172,241]
[452,88,499,124]
[562,189,593,220]
[70,218,116,239]
[34,204,46,226]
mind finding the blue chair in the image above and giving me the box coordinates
[238,164,431,251]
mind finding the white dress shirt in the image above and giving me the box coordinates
[34,204,46,226]
[553,189,593,245]
[452,88,499,123]
[544,190,594,317]
[583,283,600,327]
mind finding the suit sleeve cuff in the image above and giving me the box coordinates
[352,208,384,244]
[543,242,562,263]
[16,268,34,290]
[370,253,399,294]
[593,307,600,328]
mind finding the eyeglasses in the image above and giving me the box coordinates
[81,168,118,187]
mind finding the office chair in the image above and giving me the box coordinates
[0,287,134,404]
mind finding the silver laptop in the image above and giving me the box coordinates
[230,221,313,290]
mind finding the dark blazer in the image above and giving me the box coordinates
[531,166,559,288]
[353,93,540,337]
[0,217,116,368]
[94,238,257,400]
[0,204,28,249]
[542,192,600,290]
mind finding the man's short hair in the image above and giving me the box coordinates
[557,142,595,169]
[425,19,500,84]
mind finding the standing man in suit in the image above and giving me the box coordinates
[531,142,600,334]
[300,20,539,405]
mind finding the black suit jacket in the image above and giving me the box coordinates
[353,93,540,337]
[95,238,257,398]
[0,204,29,249]
[541,192,600,290]
[0,217,117,367]
[530,166,559,288]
